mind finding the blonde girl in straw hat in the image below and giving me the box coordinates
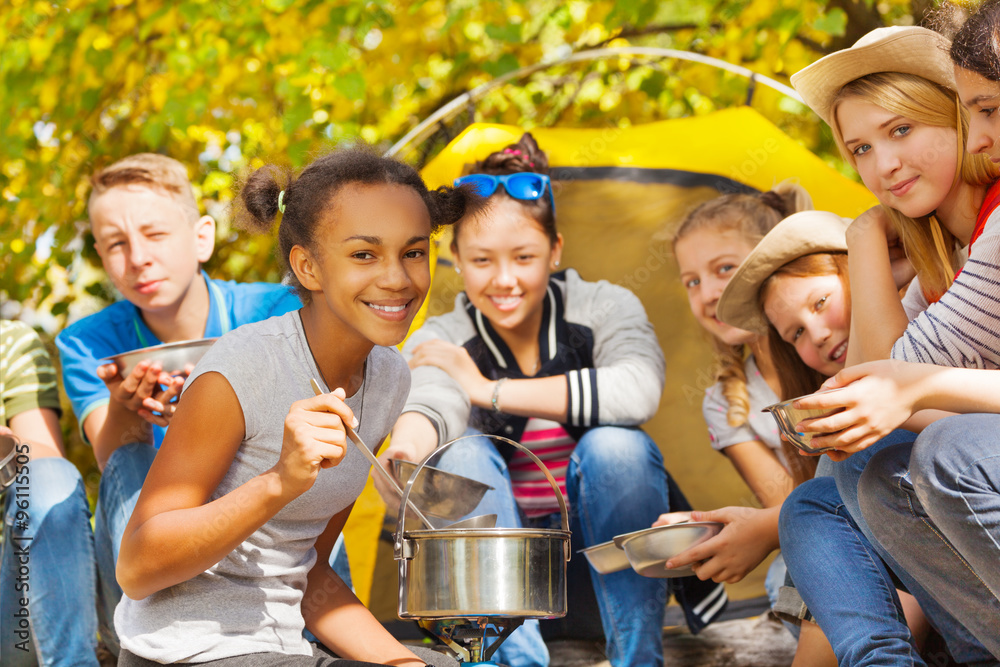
[789,3,1000,656]
[774,24,1000,666]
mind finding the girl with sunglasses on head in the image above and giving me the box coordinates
[787,7,1000,657]
[378,133,725,667]
[769,24,1000,666]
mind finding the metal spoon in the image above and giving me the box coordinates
[310,378,436,529]
[309,378,496,530]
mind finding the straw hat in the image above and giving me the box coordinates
[791,26,955,125]
[716,210,850,334]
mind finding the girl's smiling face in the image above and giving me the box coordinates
[453,198,563,337]
[763,273,850,376]
[298,182,433,348]
[835,97,960,219]
[675,226,758,346]
[955,65,1000,163]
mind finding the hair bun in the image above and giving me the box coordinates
[473,132,550,175]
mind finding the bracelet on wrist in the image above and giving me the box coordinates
[491,378,508,413]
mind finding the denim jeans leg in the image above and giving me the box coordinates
[433,430,549,667]
[328,534,352,591]
[94,443,157,655]
[764,554,800,639]
[833,434,992,664]
[1,457,99,667]
[860,417,1000,660]
[566,426,668,667]
[779,476,924,667]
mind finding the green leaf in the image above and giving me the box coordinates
[287,138,311,166]
[81,88,102,112]
[313,42,351,70]
[282,101,313,134]
[333,71,365,100]
[140,119,167,148]
[483,53,520,78]
[812,8,847,37]
[51,301,69,317]
[485,23,521,43]
[1,40,30,74]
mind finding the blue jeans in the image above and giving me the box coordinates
[94,443,156,656]
[858,415,1000,660]
[96,443,354,656]
[435,427,672,667]
[1,457,98,666]
[780,474,921,667]
[835,431,995,665]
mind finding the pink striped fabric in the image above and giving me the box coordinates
[509,418,576,517]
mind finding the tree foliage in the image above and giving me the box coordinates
[2,0,925,477]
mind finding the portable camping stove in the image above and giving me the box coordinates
[418,617,524,665]
[395,436,572,667]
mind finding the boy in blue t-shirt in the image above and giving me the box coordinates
[56,153,302,654]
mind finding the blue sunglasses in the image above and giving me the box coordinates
[454,172,556,211]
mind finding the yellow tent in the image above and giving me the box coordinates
[344,106,876,614]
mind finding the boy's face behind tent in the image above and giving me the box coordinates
[91,183,215,314]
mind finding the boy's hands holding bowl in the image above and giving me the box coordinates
[98,360,187,427]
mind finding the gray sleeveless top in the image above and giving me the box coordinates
[116,311,410,662]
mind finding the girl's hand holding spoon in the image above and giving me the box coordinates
[273,385,356,499]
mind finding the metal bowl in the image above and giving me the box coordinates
[101,338,218,379]
[0,433,22,490]
[613,521,724,578]
[391,459,493,521]
[761,388,846,454]
[579,540,631,575]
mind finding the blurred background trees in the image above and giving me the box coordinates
[2,0,929,484]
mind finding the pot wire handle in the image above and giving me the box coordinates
[396,433,571,562]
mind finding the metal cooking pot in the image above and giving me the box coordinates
[395,434,571,619]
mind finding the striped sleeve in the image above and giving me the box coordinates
[565,368,600,427]
[891,218,1000,368]
[1,320,61,426]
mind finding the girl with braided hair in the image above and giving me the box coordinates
[668,184,840,665]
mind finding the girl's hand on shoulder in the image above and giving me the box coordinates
[794,360,926,456]
[274,388,355,499]
[409,340,492,405]
[664,507,777,584]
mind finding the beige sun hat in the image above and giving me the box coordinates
[791,26,955,125]
[716,210,850,334]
